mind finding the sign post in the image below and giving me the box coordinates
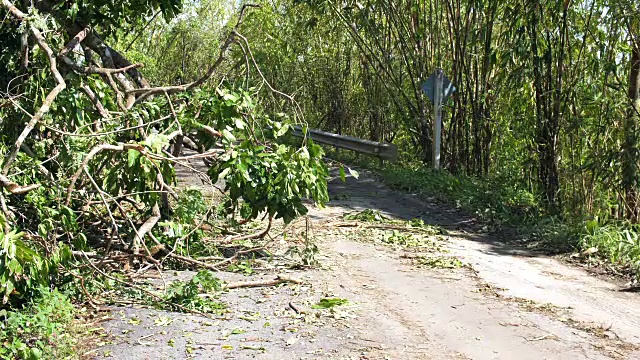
[432,69,443,169]
[421,69,455,170]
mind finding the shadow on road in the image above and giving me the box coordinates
[325,169,542,259]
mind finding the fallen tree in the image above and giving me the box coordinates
[0,0,329,308]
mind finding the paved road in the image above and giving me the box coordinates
[92,167,640,359]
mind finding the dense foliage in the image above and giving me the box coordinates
[0,3,330,356]
[237,0,640,222]
[0,288,77,359]
[211,0,639,274]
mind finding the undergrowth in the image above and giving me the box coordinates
[0,288,77,360]
[581,220,640,276]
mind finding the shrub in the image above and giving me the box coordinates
[0,288,76,360]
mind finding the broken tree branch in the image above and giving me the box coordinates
[129,4,260,104]
[80,252,216,320]
[81,85,109,125]
[66,142,145,204]
[59,26,92,58]
[1,0,67,175]
[83,167,121,253]
[165,252,221,271]
[228,217,273,242]
[132,202,161,254]
[0,174,39,195]
[223,275,303,290]
[60,56,144,75]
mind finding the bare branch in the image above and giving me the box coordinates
[65,143,145,205]
[228,217,273,242]
[0,174,39,195]
[132,202,161,254]
[1,1,67,174]
[82,29,149,91]
[83,167,121,254]
[1,0,25,19]
[46,115,168,138]
[81,84,109,125]
[165,251,222,271]
[59,26,92,58]
[129,4,261,104]
[200,125,223,138]
[79,252,216,320]
[223,275,303,290]
[60,56,144,75]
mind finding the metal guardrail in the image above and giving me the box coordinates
[291,126,398,162]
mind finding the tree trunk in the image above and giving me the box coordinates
[529,1,560,214]
[623,34,640,221]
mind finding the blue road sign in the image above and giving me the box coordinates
[421,71,456,103]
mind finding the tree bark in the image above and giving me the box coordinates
[623,32,640,221]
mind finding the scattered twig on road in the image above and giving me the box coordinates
[137,333,156,346]
[223,275,303,290]
[80,252,217,320]
[524,333,556,341]
[289,301,305,314]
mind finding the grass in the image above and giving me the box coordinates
[378,165,540,227]
[0,288,79,360]
[329,148,640,280]
[581,220,640,276]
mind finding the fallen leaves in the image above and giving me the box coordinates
[312,297,349,309]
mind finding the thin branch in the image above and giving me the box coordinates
[1,5,67,174]
[227,216,273,242]
[80,252,216,320]
[204,247,266,269]
[83,167,120,253]
[223,275,302,290]
[81,84,109,124]
[0,174,39,195]
[165,252,221,271]
[125,11,162,52]
[132,202,161,254]
[65,143,145,205]
[45,116,168,138]
[129,4,260,104]
[60,57,144,75]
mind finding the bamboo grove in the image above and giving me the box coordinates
[233,0,640,222]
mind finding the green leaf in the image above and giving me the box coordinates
[275,124,290,138]
[311,298,348,309]
[30,347,42,359]
[222,129,236,142]
[339,166,346,182]
[128,149,140,168]
[234,118,245,130]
